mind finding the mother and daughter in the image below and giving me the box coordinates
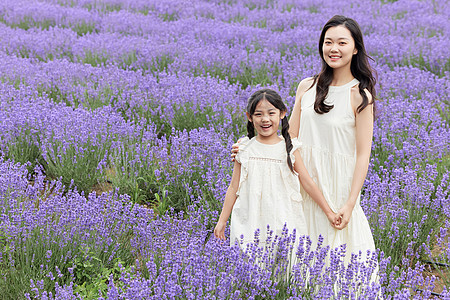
[214,15,377,262]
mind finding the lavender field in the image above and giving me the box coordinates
[0,0,449,298]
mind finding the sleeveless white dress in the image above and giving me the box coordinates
[230,137,308,248]
[299,78,376,261]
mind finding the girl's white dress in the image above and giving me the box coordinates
[230,137,307,248]
[299,78,376,260]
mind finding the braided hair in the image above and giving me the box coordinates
[246,89,294,173]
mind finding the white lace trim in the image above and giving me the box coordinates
[249,157,283,164]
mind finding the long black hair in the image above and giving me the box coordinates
[246,89,294,173]
[313,15,377,115]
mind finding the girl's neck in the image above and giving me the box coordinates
[255,135,283,145]
[330,68,355,86]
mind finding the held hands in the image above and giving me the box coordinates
[326,211,342,229]
[334,203,354,230]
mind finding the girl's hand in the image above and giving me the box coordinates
[326,212,341,228]
[214,221,227,241]
[334,204,354,230]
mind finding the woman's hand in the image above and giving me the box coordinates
[214,221,227,240]
[334,204,354,230]
[230,143,239,162]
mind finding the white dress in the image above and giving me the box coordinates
[230,137,307,248]
[299,78,376,261]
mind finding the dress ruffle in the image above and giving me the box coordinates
[289,137,302,164]
[280,138,303,203]
[235,136,251,197]
[234,137,251,221]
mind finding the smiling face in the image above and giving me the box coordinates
[247,99,286,143]
[322,25,357,71]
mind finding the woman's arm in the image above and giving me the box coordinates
[289,77,314,138]
[293,150,339,226]
[335,89,374,230]
[214,161,241,240]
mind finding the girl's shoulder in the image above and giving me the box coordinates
[235,137,253,166]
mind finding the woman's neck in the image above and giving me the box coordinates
[330,68,355,86]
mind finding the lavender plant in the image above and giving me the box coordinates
[0,0,448,298]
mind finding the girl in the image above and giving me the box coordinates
[214,89,339,248]
[232,15,377,262]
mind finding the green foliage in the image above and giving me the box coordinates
[308,6,318,13]
[149,54,175,73]
[18,47,31,59]
[0,75,25,89]
[72,22,98,36]
[138,8,150,16]
[0,228,11,284]
[110,138,227,214]
[128,98,244,138]
[282,4,295,12]
[0,191,135,299]
[228,13,245,23]
[392,11,406,20]
[245,3,258,11]
[37,83,121,110]
[197,62,277,90]
[82,50,109,67]
[109,143,204,213]
[72,250,133,299]
[160,12,179,22]
[367,168,447,284]
[120,51,138,69]
[5,133,44,174]
[234,63,275,89]
[253,18,267,29]
[43,137,110,194]
[1,16,55,31]
[380,52,450,77]
[82,2,121,12]
[109,148,166,206]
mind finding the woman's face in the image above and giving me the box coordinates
[322,25,357,71]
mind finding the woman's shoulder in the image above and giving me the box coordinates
[235,137,256,165]
[350,85,373,110]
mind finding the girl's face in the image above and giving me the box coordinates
[247,99,286,143]
[322,25,357,71]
